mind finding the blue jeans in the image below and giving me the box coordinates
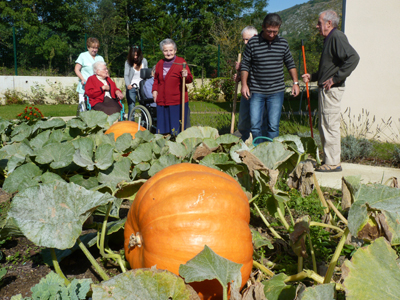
[126,88,137,118]
[249,91,284,144]
[238,95,267,141]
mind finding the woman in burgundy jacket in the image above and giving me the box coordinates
[152,38,193,135]
[85,61,124,115]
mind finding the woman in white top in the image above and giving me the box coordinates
[74,37,104,112]
[124,46,148,118]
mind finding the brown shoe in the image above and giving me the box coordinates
[315,164,342,172]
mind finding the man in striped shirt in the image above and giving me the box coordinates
[241,13,300,144]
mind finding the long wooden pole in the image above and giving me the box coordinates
[181,62,186,132]
[230,53,241,134]
[301,40,314,138]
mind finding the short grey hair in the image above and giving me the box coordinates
[159,39,177,51]
[320,10,340,28]
[93,61,106,73]
[241,26,258,36]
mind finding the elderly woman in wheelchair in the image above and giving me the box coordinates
[85,61,124,116]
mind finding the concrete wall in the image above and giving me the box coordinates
[0,75,205,105]
[341,0,400,142]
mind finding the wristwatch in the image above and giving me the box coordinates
[293,82,299,85]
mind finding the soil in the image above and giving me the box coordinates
[0,189,128,299]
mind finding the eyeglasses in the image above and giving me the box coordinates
[132,45,139,49]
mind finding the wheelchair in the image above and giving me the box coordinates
[83,96,125,121]
[127,68,157,133]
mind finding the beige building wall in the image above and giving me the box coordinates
[341,0,400,142]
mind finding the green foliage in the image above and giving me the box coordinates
[10,272,92,300]
[341,135,373,161]
[342,237,400,299]
[4,90,25,105]
[211,77,236,102]
[180,245,243,297]
[393,147,400,164]
[92,268,199,299]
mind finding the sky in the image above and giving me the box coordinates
[266,0,309,13]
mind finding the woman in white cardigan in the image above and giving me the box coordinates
[124,46,148,118]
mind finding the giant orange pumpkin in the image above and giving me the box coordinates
[124,163,253,299]
[105,120,145,140]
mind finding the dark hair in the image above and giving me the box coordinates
[87,37,100,48]
[127,45,143,67]
[262,13,282,28]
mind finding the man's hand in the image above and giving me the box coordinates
[292,84,300,97]
[127,84,133,90]
[323,78,334,91]
[241,85,251,100]
[115,90,123,100]
[302,73,311,83]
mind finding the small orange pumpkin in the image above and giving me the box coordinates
[124,163,253,299]
[105,120,145,140]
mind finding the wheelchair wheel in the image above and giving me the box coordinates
[128,105,152,131]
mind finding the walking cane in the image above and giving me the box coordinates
[181,62,187,132]
[230,53,241,134]
[301,40,314,138]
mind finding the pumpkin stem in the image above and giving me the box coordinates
[129,232,143,248]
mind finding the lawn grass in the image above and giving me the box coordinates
[0,104,79,119]
[0,102,234,120]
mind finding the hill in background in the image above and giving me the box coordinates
[278,0,342,40]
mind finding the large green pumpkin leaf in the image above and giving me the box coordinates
[347,183,400,244]
[92,268,200,300]
[216,134,239,145]
[67,118,87,130]
[176,126,219,143]
[44,129,65,145]
[3,163,43,193]
[79,110,109,128]
[69,174,99,190]
[251,229,274,250]
[40,172,64,184]
[97,157,131,192]
[200,153,230,169]
[73,137,95,171]
[134,129,154,142]
[148,154,181,177]
[167,141,189,158]
[342,237,400,299]
[115,133,133,152]
[251,142,294,170]
[114,179,147,200]
[29,130,51,150]
[1,142,34,173]
[298,283,335,300]
[179,245,242,290]
[10,123,32,142]
[0,119,11,134]
[8,181,114,249]
[32,118,66,132]
[95,143,114,170]
[35,141,75,169]
[129,143,153,164]
[262,273,296,300]
[152,138,167,154]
